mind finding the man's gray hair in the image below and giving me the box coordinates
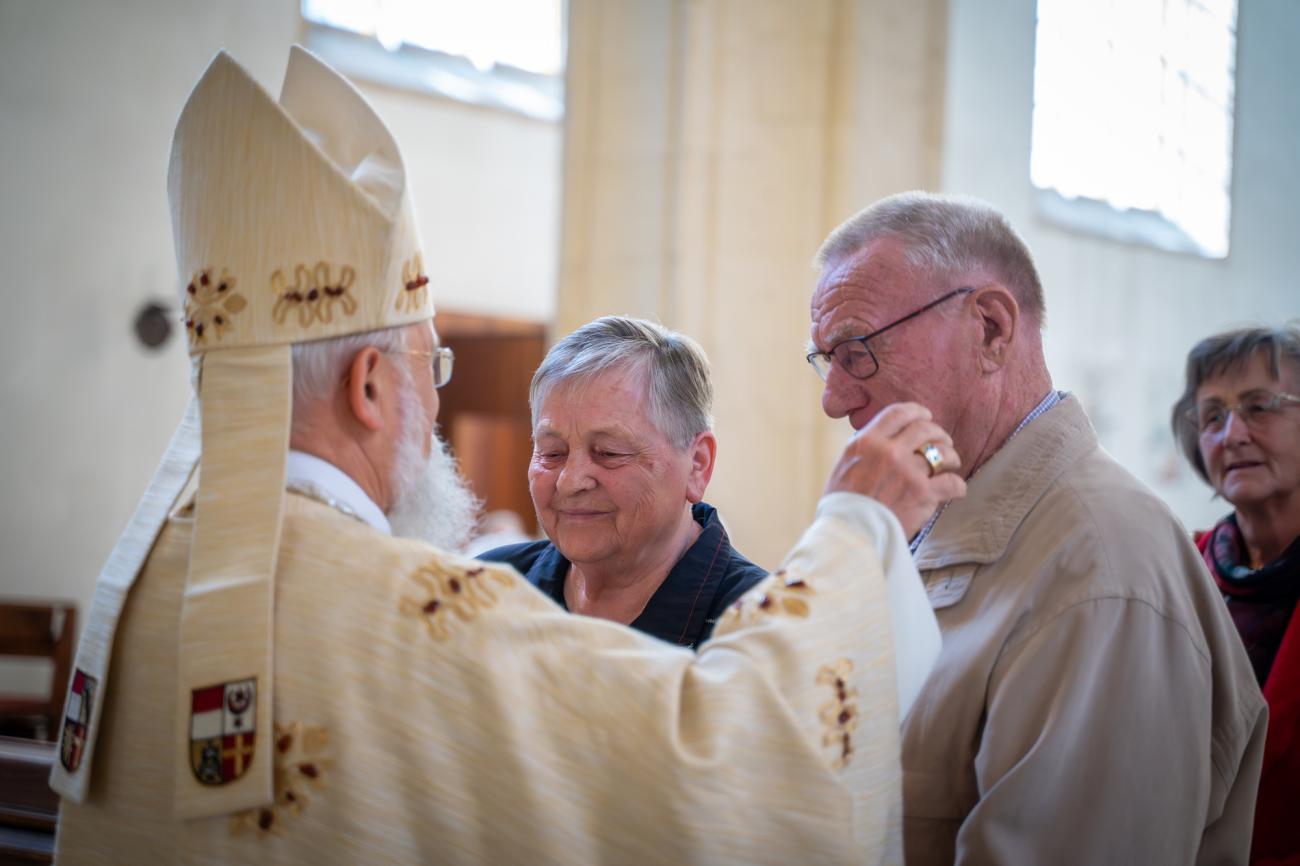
[1170,323,1300,483]
[290,326,408,417]
[815,191,1046,322]
[530,316,713,450]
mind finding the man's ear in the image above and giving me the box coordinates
[684,431,717,503]
[346,346,386,431]
[971,284,1019,372]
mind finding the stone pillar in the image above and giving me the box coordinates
[558,0,949,567]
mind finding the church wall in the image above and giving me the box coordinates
[4,0,1296,702]
[940,0,1300,534]
[556,0,953,573]
[0,0,559,693]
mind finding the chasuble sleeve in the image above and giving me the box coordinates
[360,492,911,864]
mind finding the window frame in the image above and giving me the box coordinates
[300,4,565,124]
[1028,0,1239,260]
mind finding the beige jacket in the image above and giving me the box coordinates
[57,490,917,865]
[903,396,1267,866]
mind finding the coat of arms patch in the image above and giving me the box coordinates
[189,677,256,786]
[59,668,97,772]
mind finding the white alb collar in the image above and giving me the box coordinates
[285,450,391,535]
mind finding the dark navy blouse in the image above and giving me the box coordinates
[478,502,767,649]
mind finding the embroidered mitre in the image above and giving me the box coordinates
[50,46,434,820]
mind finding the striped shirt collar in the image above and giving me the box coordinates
[909,390,1066,554]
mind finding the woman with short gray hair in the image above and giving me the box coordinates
[1171,323,1300,865]
[478,316,767,648]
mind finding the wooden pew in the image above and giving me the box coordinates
[0,601,78,741]
[0,736,56,865]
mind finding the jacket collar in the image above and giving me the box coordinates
[529,502,733,648]
[914,394,1096,570]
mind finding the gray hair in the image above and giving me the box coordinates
[290,326,409,423]
[815,191,1045,322]
[530,316,713,450]
[1171,323,1300,482]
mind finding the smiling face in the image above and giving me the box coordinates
[1195,351,1300,509]
[810,237,982,441]
[528,364,711,572]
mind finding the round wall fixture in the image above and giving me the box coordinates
[134,301,173,350]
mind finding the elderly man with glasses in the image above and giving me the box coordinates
[806,191,1267,866]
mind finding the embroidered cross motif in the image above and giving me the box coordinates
[184,268,247,345]
[396,253,429,312]
[271,262,358,327]
[229,721,330,838]
[400,562,516,641]
[817,659,859,769]
[717,569,814,630]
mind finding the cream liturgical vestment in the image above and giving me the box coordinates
[56,487,917,864]
[50,47,935,865]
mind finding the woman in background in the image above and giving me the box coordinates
[1173,324,1300,866]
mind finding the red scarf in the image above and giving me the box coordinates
[1197,517,1300,865]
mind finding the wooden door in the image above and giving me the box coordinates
[434,312,547,535]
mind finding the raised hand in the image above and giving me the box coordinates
[824,403,967,537]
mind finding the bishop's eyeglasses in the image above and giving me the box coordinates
[1187,390,1300,436]
[390,347,455,389]
[806,287,973,381]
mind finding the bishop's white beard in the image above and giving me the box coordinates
[387,389,481,552]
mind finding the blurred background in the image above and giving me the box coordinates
[0,0,1296,710]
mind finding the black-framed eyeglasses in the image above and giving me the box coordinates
[806,287,974,382]
[389,346,455,389]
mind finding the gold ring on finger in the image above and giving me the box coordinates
[916,442,943,476]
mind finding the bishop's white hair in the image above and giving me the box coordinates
[290,326,409,414]
[285,323,480,550]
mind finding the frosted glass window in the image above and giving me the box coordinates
[300,0,564,121]
[303,0,564,75]
[1030,0,1237,257]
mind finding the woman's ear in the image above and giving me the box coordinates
[685,431,718,503]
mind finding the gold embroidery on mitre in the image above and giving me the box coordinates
[396,253,429,312]
[718,569,813,629]
[817,659,859,769]
[271,262,358,327]
[184,268,247,345]
[229,722,330,838]
[400,562,515,641]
